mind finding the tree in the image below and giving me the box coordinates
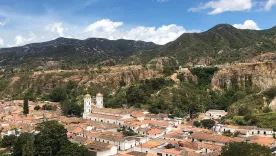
[57,143,95,156]
[34,105,41,111]
[200,119,215,129]
[165,143,175,149]
[13,133,35,156]
[49,87,67,102]
[22,136,35,156]
[177,73,185,82]
[222,130,233,137]
[35,121,69,155]
[1,135,17,148]
[122,127,137,136]
[42,104,57,111]
[263,87,276,100]
[193,121,201,127]
[221,142,272,156]
[23,96,29,115]
[61,100,83,117]
[126,86,146,107]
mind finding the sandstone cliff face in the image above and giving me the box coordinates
[1,66,162,97]
[88,68,161,86]
[212,61,276,91]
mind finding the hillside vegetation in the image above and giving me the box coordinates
[135,24,276,65]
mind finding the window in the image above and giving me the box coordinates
[258,131,260,134]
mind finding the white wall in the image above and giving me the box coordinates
[96,146,117,156]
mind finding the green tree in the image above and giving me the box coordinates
[200,119,215,129]
[1,135,17,148]
[221,142,272,156]
[22,136,35,156]
[34,105,41,110]
[222,130,233,137]
[165,143,175,149]
[193,121,201,127]
[35,121,69,156]
[126,85,146,107]
[23,96,29,115]
[13,133,34,156]
[177,73,185,82]
[57,143,95,156]
[263,87,276,100]
[49,87,67,102]
[61,100,83,117]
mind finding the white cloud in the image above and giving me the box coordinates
[45,22,65,37]
[8,33,36,47]
[233,20,260,30]
[265,0,276,10]
[123,25,186,45]
[83,19,196,45]
[189,0,253,15]
[0,19,9,27]
[84,19,123,33]
[0,38,4,47]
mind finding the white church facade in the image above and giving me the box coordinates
[83,93,104,119]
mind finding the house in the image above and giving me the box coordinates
[191,132,244,146]
[161,148,184,156]
[197,142,222,154]
[87,141,117,156]
[96,132,137,151]
[134,141,163,154]
[205,110,227,119]
[147,128,165,139]
[213,125,275,138]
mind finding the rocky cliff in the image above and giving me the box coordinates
[212,61,276,91]
[0,65,162,98]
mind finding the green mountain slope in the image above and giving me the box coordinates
[135,24,276,65]
[0,37,158,70]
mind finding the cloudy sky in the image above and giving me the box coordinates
[0,0,275,47]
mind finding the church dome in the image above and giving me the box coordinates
[96,93,103,97]
[84,94,91,98]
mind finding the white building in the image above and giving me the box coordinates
[87,141,117,156]
[96,93,104,108]
[205,110,228,119]
[83,94,92,119]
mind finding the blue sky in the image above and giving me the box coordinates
[0,0,275,47]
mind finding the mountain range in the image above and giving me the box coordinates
[0,24,276,70]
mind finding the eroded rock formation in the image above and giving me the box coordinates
[212,61,276,91]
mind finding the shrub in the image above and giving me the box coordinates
[193,121,201,127]
[34,105,41,110]
[201,119,215,129]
